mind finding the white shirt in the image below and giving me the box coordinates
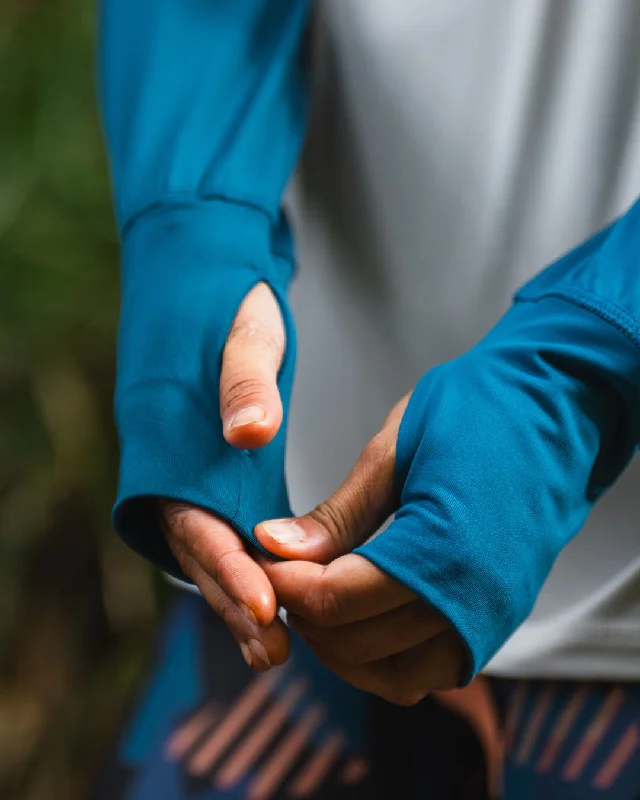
[286,0,640,679]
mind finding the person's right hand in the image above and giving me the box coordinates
[158,282,290,672]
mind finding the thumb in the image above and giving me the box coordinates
[221,282,285,450]
[255,395,411,562]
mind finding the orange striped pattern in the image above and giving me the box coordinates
[562,687,625,781]
[188,669,280,776]
[593,723,640,790]
[289,732,345,797]
[216,680,307,789]
[248,704,325,800]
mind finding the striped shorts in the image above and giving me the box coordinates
[93,592,640,800]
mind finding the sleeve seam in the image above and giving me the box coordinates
[121,190,279,240]
[516,285,640,351]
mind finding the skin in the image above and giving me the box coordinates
[255,399,467,706]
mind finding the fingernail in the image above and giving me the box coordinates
[240,641,252,667]
[248,638,271,668]
[239,603,258,627]
[261,520,305,545]
[286,613,301,632]
[277,606,288,626]
[228,405,265,430]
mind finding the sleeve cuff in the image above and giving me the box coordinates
[358,297,640,684]
[113,200,296,578]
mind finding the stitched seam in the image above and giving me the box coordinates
[122,191,277,240]
[516,286,640,350]
[121,194,297,274]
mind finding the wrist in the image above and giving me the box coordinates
[114,199,297,575]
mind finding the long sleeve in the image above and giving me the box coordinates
[99,0,310,577]
[358,196,640,681]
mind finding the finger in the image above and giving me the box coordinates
[288,599,448,664]
[305,630,466,706]
[161,500,277,627]
[260,553,415,627]
[183,550,290,670]
[220,281,286,450]
[255,396,411,562]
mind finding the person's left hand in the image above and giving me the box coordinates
[254,397,467,706]
[253,294,640,706]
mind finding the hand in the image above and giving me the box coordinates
[257,297,640,692]
[159,282,290,671]
[255,397,467,705]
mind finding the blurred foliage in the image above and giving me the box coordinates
[0,1,160,797]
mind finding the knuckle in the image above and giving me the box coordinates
[221,375,270,410]
[310,501,354,548]
[335,636,370,665]
[302,583,342,627]
[162,501,193,543]
[207,546,241,586]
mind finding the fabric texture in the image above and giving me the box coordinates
[100,0,640,680]
[99,0,309,578]
[287,0,640,680]
[358,203,640,680]
[94,593,640,799]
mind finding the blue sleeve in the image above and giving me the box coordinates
[357,196,640,682]
[99,0,310,578]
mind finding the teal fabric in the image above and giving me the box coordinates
[358,203,640,682]
[99,0,309,577]
[100,0,640,682]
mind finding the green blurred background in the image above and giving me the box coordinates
[0,2,161,797]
